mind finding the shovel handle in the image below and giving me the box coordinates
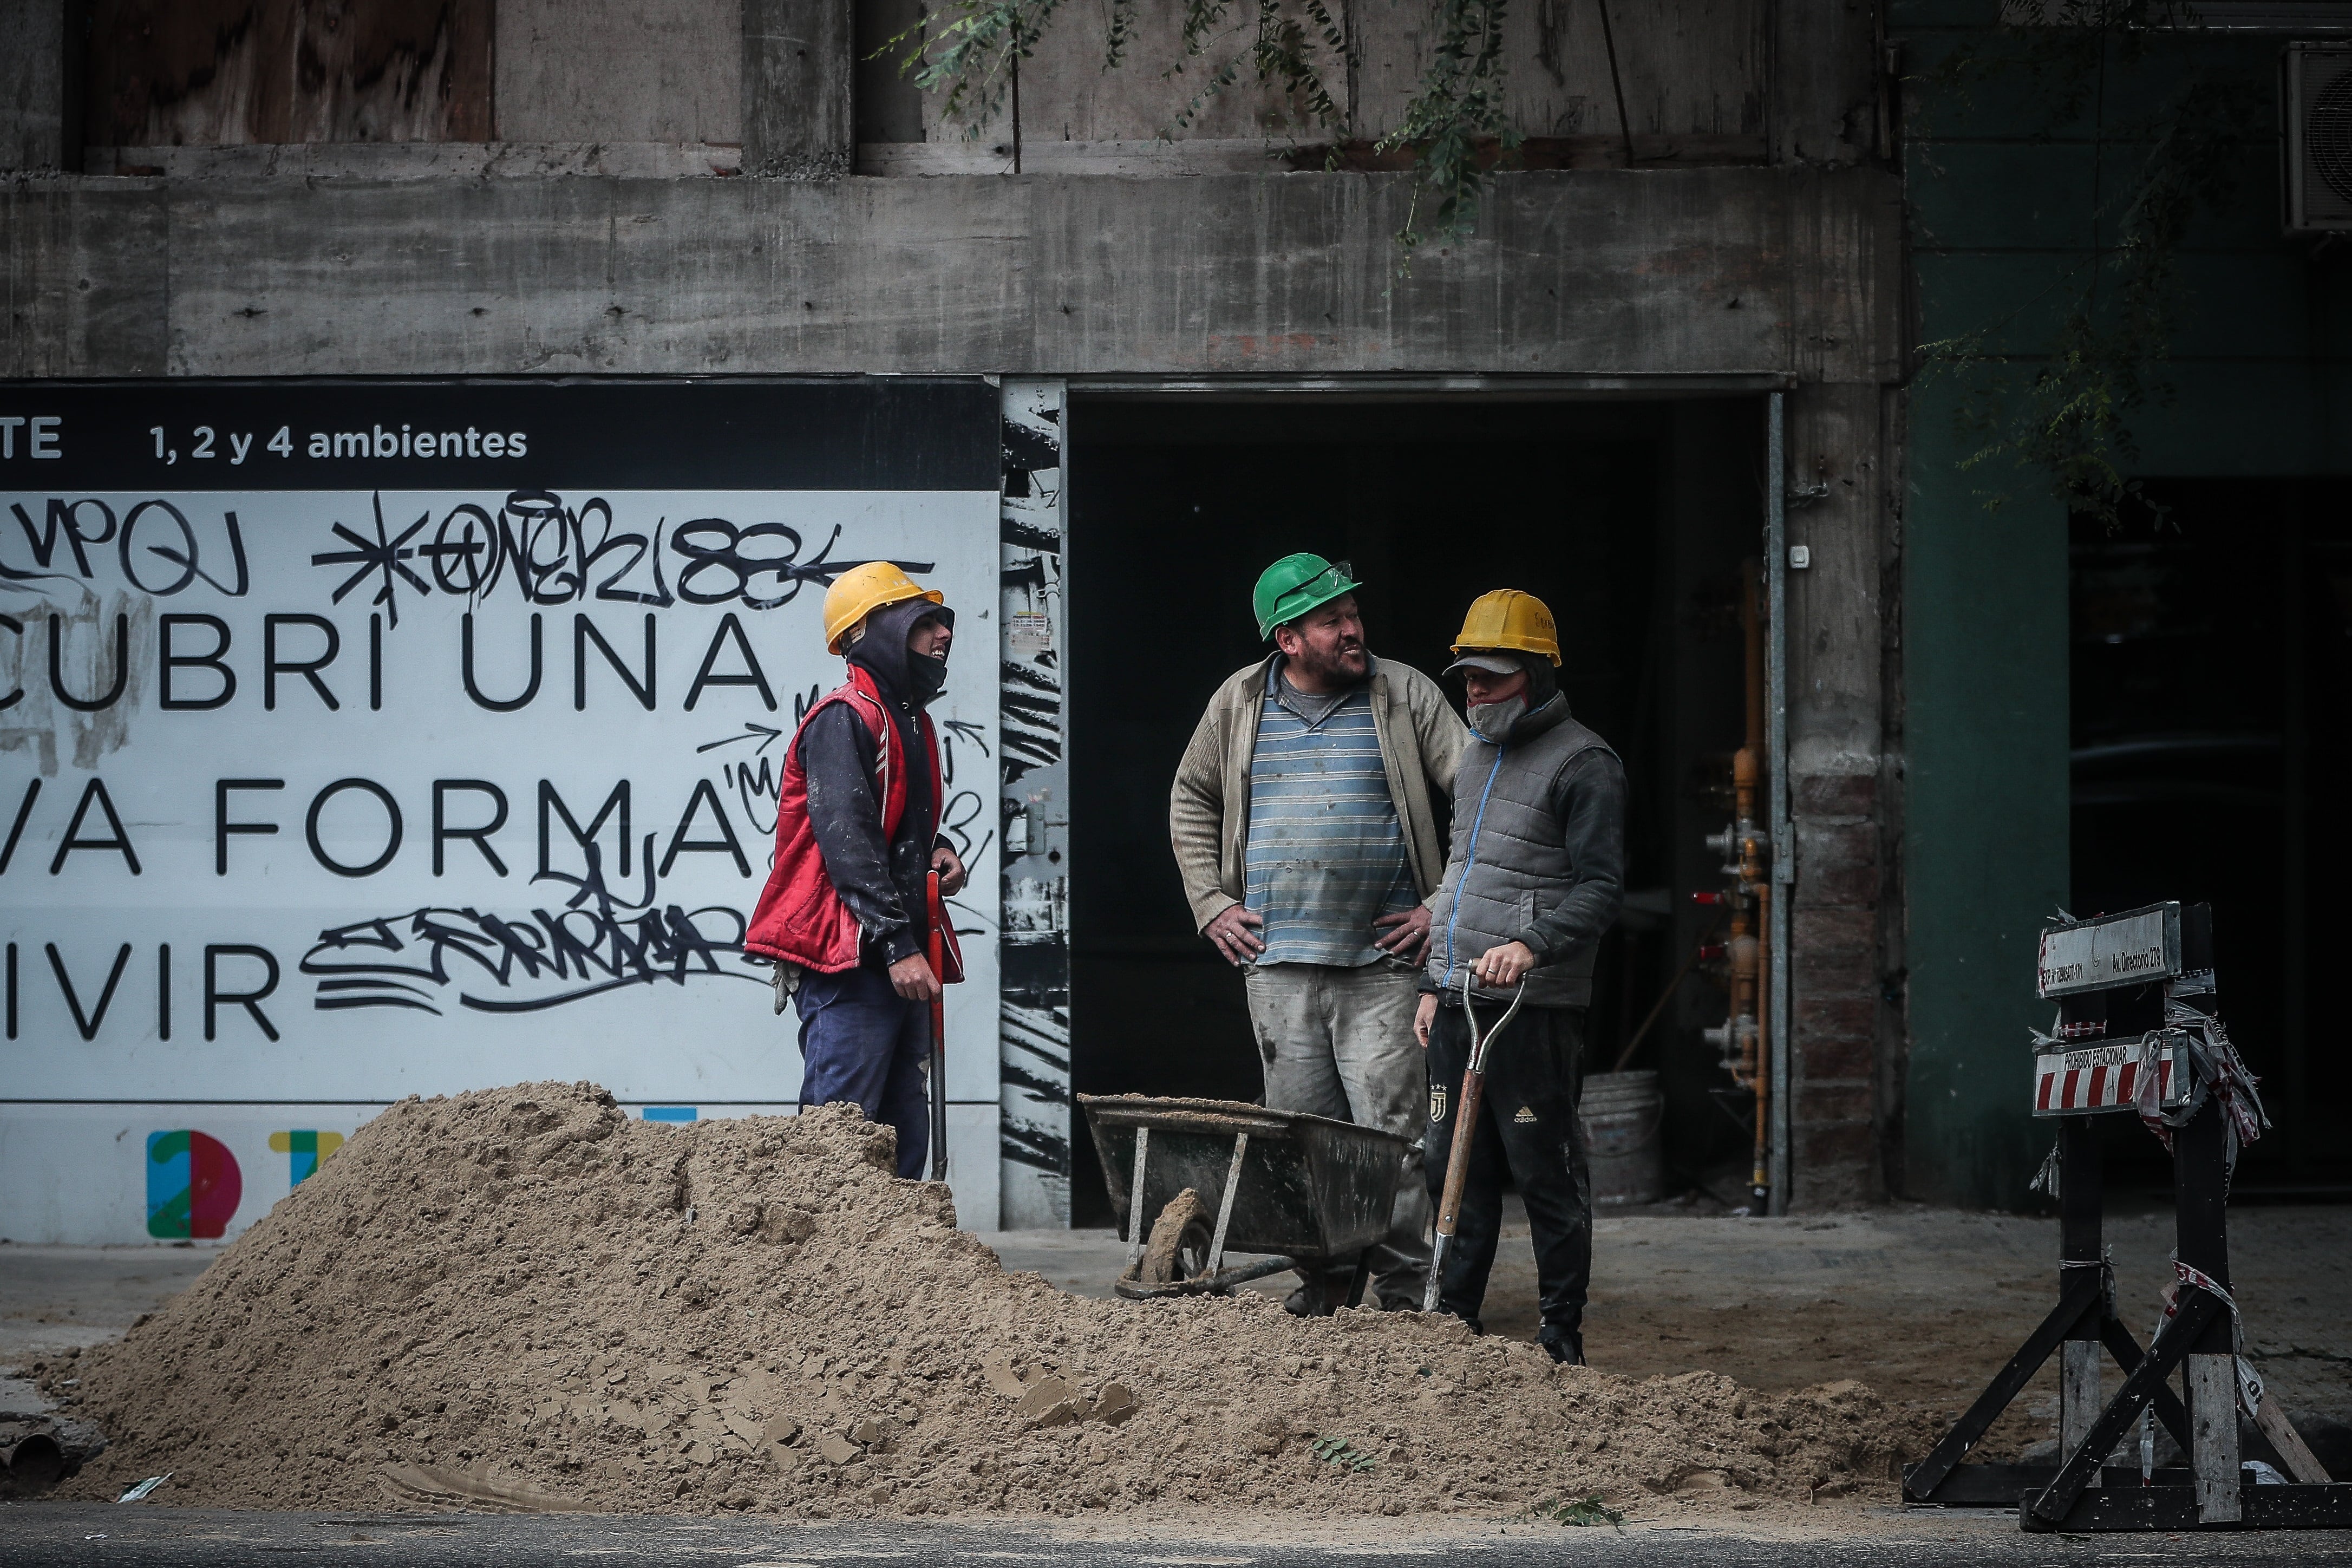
[1424,1064,1486,1314]
[1433,1067,1487,1240]
[1434,970,1520,1240]
[926,871,949,1182]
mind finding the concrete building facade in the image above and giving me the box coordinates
[3,0,1916,1232]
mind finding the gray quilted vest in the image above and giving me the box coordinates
[1426,697,1617,1009]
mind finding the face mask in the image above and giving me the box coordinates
[1467,695,1526,743]
[908,649,949,705]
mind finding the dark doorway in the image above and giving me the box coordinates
[2069,479,2346,1187]
[1062,396,1769,1225]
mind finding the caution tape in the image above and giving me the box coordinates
[2133,1003,2269,1166]
[2161,1256,2265,1417]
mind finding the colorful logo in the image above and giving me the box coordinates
[269,1129,345,1184]
[145,1131,243,1239]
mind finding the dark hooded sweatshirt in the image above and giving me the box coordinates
[795,598,955,968]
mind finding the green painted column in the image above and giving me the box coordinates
[1900,376,2071,1208]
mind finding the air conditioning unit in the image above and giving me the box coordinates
[2286,41,2352,232]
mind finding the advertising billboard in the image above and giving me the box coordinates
[0,379,1005,1241]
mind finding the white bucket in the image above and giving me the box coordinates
[1580,1069,1665,1206]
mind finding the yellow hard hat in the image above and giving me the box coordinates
[1451,589,1560,665]
[822,561,945,655]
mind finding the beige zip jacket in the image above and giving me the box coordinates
[1168,652,1473,934]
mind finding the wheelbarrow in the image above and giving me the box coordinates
[1077,1094,1414,1306]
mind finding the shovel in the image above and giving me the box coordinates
[1423,970,1527,1315]
[925,869,950,1183]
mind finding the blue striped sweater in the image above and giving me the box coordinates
[1243,669,1416,966]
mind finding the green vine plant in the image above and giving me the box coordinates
[1525,1491,1626,1528]
[1309,1432,1380,1471]
[1374,0,1520,247]
[1916,1,2267,530]
[878,0,1519,252]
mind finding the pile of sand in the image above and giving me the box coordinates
[43,1082,1923,1517]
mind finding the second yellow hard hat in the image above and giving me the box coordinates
[1451,589,1560,665]
[822,561,945,654]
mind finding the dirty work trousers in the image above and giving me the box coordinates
[1243,959,1431,1307]
[795,964,930,1181]
[1422,1000,1590,1353]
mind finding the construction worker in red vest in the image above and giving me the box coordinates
[746,561,965,1179]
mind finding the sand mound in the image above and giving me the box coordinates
[45,1082,1923,1517]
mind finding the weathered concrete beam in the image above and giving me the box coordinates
[3,166,1902,381]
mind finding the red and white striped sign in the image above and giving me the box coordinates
[2034,1040,2179,1116]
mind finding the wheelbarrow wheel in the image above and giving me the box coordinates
[1137,1188,1213,1289]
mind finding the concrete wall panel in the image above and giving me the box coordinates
[498,0,744,145]
[991,0,1303,145]
[1355,0,1768,142]
[2,0,68,171]
[897,0,1770,149]
[1,184,171,378]
[7,167,1898,381]
[748,0,852,173]
[1770,0,1878,165]
[1498,0,1767,143]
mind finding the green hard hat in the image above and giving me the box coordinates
[1252,552,1362,641]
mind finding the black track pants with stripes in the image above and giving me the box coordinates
[1422,1000,1592,1349]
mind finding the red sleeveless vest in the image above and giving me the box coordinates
[745,666,964,979]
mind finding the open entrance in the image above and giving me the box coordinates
[1061,395,1773,1225]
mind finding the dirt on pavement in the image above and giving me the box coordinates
[37,1081,1928,1519]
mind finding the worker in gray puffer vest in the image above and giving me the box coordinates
[1414,589,1625,1367]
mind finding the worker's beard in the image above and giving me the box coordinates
[1467,695,1526,743]
[1290,638,1368,688]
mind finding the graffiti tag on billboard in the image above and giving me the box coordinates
[1,482,998,1107]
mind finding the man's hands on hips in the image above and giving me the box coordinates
[1203,904,1265,966]
[1473,939,1538,989]
[887,953,942,1003]
[1414,991,1437,1048]
[930,845,967,897]
[1372,904,1434,964]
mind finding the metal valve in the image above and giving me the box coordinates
[1702,1016,1756,1050]
[1702,1015,1758,1074]
[1707,818,1763,879]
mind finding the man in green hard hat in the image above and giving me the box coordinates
[1170,552,1471,1314]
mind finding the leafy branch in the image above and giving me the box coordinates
[878,0,1523,250]
[884,0,1063,132]
[1374,0,1520,247]
[1918,1,2266,528]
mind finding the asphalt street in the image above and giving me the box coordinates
[7,1504,2352,1568]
